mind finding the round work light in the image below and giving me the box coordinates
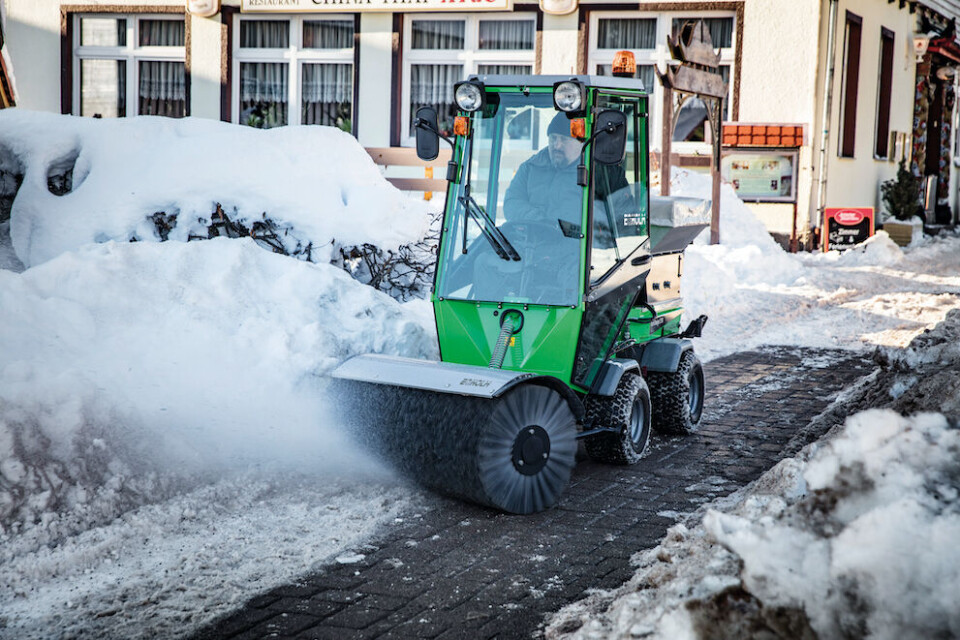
[553,81,585,112]
[454,82,485,112]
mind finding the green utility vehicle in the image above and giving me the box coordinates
[332,72,708,514]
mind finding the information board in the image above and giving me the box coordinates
[823,207,875,252]
[720,151,797,203]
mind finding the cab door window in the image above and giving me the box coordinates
[590,96,648,284]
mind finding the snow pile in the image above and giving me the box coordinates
[0,109,432,285]
[670,167,960,359]
[548,410,960,640]
[670,168,805,286]
[547,313,960,640]
[828,230,904,267]
[0,239,435,539]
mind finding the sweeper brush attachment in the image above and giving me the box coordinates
[331,358,578,514]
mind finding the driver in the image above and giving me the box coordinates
[503,112,583,228]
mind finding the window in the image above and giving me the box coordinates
[402,14,536,140]
[839,12,862,158]
[591,95,646,283]
[233,16,355,131]
[588,11,736,150]
[73,15,186,118]
[875,28,895,159]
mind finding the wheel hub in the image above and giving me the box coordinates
[512,425,551,475]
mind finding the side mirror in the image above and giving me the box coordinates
[414,106,440,161]
[592,110,628,165]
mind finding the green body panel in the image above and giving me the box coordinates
[625,304,684,343]
[434,300,584,384]
[430,81,675,394]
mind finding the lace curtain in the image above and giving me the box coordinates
[596,64,655,91]
[302,63,352,130]
[139,20,185,47]
[411,21,465,50]
[671,17,734,48]
[597,18,656,49]
[303,20,353,49]
[80,18,127,47]
[478,64,532,75]
[240,20,290,49]
[139,61,185,117]
[240,62,288,128]
[80,59,126,118]
[410,64,462,134]
[478,20,534,50]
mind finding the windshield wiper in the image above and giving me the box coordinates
[458,194,521,261]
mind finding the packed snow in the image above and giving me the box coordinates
[547,384,960,639]
[1,111,958,639]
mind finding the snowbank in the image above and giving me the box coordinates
[0,109,431,268]
[670,169,960,360]
[0,239,435,537]
[547,313,960,640]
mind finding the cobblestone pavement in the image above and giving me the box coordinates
[193,347,875,640]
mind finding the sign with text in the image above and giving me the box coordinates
[720,151,797,203]
[823,207,875,252]
[242,0,512,12]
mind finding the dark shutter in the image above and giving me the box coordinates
[840,12,862,158]
[875,28,895,159]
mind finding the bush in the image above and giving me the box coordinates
[880,160,921,221]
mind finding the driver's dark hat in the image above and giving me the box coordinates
[547,112,570,137]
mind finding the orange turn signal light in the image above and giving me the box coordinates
[612,50,636,77]
[570,118,586,140]
[453,116,470,136]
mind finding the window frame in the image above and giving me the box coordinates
[587,9,737,153]
[400,12,537,145]
[231,13,357,131]
[71,12,187,118]
[838,11,863,159]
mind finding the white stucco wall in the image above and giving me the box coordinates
[819,0,917,223]
[189,12,223,120]
[540,11,579,75]
[3,0,62,111]
[736,0,824,241]
[356,12,393,147]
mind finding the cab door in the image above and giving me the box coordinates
[571,92,650,390]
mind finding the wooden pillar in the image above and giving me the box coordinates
[710,96,722,245]
[661,85,673,196]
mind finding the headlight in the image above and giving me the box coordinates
[454,81,485,112]
[553,81,585,112]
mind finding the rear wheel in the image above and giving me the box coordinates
[584,373,652,465]
[648,350,704,435]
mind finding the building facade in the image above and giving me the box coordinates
[3,0,959,246]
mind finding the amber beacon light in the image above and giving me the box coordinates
[612,51,636,78]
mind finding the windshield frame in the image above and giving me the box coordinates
[434,88,587,308]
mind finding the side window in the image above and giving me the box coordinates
[590,97,647,283]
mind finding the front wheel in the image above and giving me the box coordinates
[584,373,652,465]
[648,350,705,435]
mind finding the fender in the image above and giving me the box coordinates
[591,358,641,397]
[635,338,694,373]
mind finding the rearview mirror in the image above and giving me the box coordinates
[414,107,440,161]
[592,110,628,165]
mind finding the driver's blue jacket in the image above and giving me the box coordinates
[503,148,582,225]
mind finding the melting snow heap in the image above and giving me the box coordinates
[547,310,960,640]
[0,110,438,538]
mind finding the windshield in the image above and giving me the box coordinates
[437,92,584,306]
